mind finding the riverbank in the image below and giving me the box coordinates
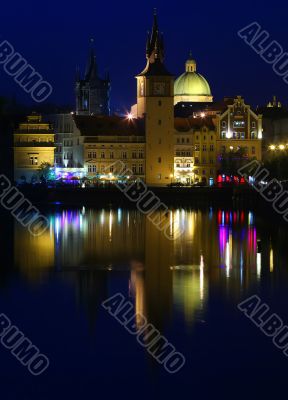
[19,185,258,208]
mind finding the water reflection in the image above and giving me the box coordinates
[12,208,280,329]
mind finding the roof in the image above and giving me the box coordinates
[137,59,173,77]
[175,116,216,132]
[74,115,145,136]
[174,72,211,96]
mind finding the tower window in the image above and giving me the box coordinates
[158,120,162,125]
[158,157,162,163]
[158,100,162,106]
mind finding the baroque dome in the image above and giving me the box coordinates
[174,56,213,104]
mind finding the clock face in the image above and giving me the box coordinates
[153,82,166,95]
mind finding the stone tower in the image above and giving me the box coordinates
[136,11,174,186]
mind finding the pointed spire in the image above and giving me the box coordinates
[146,10,164,63]
[146,31,150,57]
[85,38,98,81]
[153,8,158,31]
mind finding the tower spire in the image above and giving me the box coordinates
[146,10,164,63]
[85,38,97,80]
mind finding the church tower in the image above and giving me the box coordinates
[136,11,174,186]
[75,40,111,116]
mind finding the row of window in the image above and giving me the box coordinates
[220,145,256,155]
[175,163,192,168]
[195,144,214,151]
[194,158,214,165]
[220,131,257,139]
[175,151,192,156]
[221,121,256,128]
[87,150,144,159]
[176,135,214,143]
[87,164,144,174]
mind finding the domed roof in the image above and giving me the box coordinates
[175,72,211,96]
[174,56,212,103]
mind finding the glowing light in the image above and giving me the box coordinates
[200,254,204,301]
[257,253,261,279]
[229,146,233,150]
[279,144,285,150]
[200,112,205,118]
[226,130,232,139]
[270,248,274,272]
[269,145,276,150]
[127,113,134,121]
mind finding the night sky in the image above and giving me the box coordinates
[1,0,288,111]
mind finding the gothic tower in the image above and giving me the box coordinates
[75,40,111,115]
[136,11,174,186]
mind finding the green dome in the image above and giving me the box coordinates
[174,72,211,97]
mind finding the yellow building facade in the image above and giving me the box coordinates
[14,113,55,182]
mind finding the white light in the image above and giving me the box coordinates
[127,113,134,121]
[200,112,205,118]
[226,130,232,139]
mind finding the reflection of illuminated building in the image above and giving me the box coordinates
[129,261,145,322]
[172,255,207,326]
[143,213,173,329]
[14,227,54,281]
[13,207,271,327]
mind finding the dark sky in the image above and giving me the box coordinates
[1,0,288,112]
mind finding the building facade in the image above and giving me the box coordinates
[14,113,55,181]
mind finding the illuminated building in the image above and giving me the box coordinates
[14,13,263,186]
[174,54,213,105]
[13,113,55,182]
[134,10,175,185]
[73,115,145,179]
[44,113,81,168]
[174,117,216,184]
[75,39,111,116]
[216,96,262,162]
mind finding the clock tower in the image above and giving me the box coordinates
[136,11,175,186]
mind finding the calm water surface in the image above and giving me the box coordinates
[1,207,288,399]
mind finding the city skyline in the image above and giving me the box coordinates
[1,1,288,111]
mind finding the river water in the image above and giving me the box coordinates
[1,207,288,399]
